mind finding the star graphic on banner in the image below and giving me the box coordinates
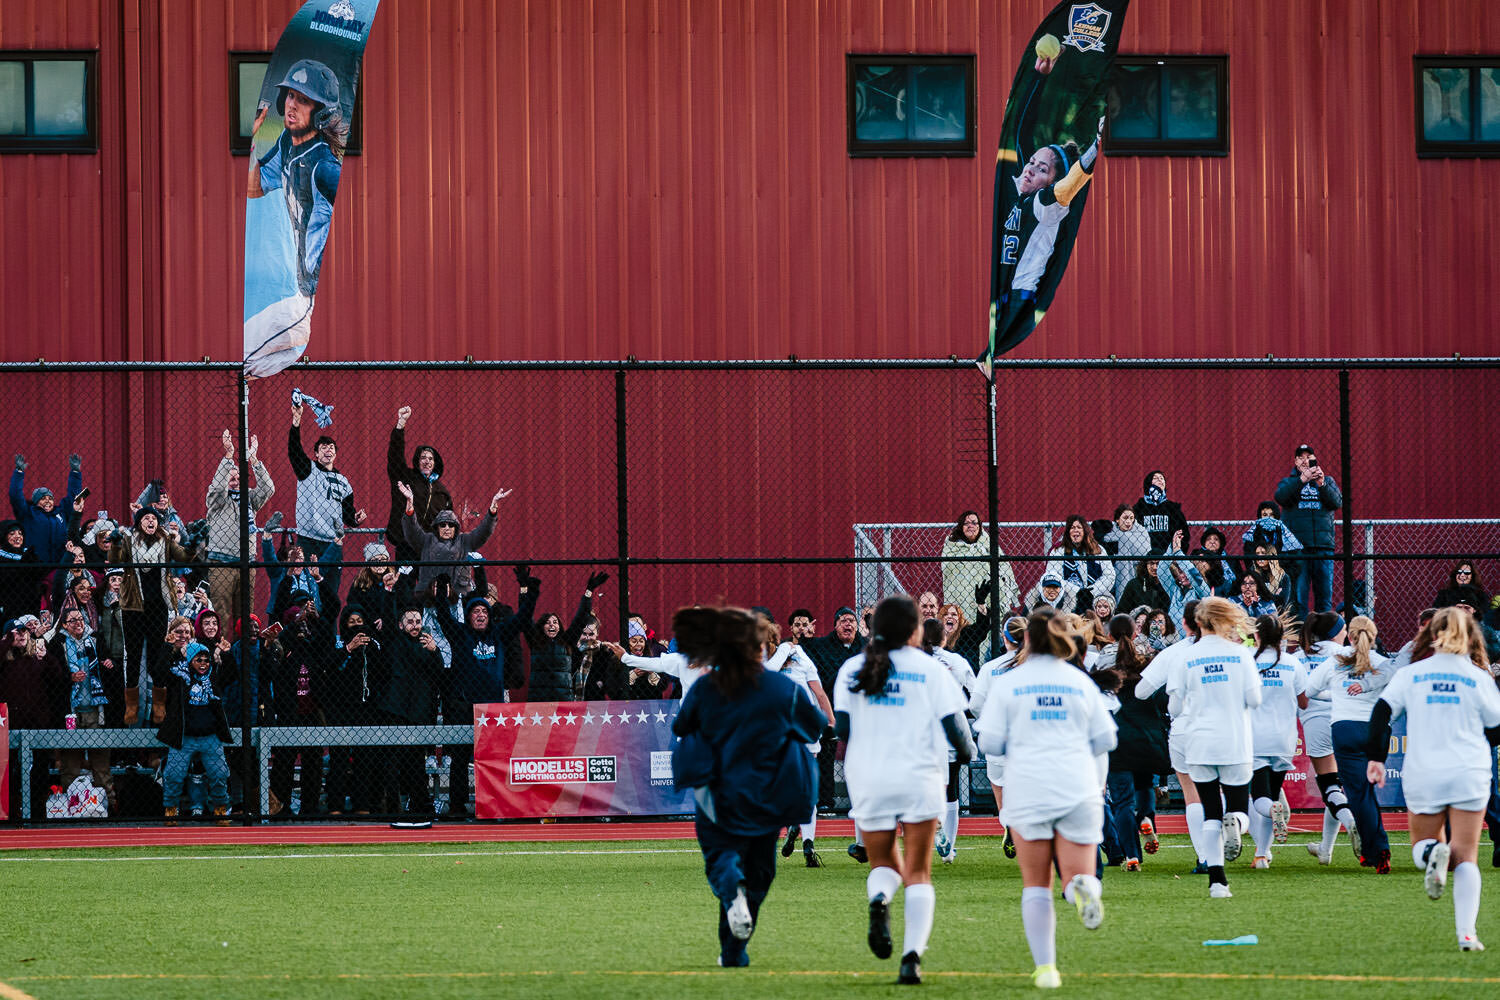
[563,713,578,725]
[0,712,7,727]
[617,710,631,724]
[476,713,491,728]
[636,711,649,723]
[582,711,596,725]
[654,710,667,723]
[530,713,545,726]
[599,712,613,725]
[547,713,562,725]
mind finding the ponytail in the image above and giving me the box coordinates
[1336,615,1377,676]
[920,618,943,655]
[851,595,918,697]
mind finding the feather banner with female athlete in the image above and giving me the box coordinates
[984,1,1130,370]
[243,0,381,379]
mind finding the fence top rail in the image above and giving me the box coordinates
[0,357,1497,374]
[857,517,1500,531]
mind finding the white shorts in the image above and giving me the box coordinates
[1186,762,1253,786]
[1003,798,1105,846]
[985,756,1005,790]
[1402,768,1493,816]
[1169,730,1189,775]
[1254,755,1295,773]
[1301,715,1334,758]
[849,778,945,832]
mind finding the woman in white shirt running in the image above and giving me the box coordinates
[973,616,1026,858]
[834,595,973,986]
[1247,613,1308,868]
[1299,611,1362,865]
[1367,608,1500,951]
[1167,597,1262,899]
[974,607,1116,990]
[923,617,975,864]
[1306,615,1395,872]
[764,617,835,867]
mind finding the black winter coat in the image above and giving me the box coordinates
[1108,676,1170,774]
[155,663,233,750]
[525,594,593,701]
[379,632,445,724]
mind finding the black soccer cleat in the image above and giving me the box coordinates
[781,825,800,858]
[867,895,893,959]
[804,840,822,868]
[897,950,922,984]
[848,841,868,864]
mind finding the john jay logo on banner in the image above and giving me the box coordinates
[1064,3,1112,52]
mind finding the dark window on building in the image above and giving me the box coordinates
[1105,56,1227,156]
[231,52,363,156]
[1415,58,1500,158]
[848,55,975,157]
[0,51,98,153]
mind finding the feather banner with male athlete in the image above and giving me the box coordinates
[984,1,1130,369]
[243,0,381,379]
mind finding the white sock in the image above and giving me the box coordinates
[1250,800,1274,856]
[1335,806,1357,834]
[1320,808,1340,855]
[802,813,816,843]
[902,883,936,957]
[1453,862,1481,938]
[943,800,959,846]
[1253,795,1274,818]
[1412,838,1437,870]
[1203,818,1225,867]
[1020,886,1056,967]
[1185,801,1207,862]
[855,828,865,847]
[867,865,902,903]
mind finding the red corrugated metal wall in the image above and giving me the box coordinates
[0,2,1494,630]
[1,0,1495,362]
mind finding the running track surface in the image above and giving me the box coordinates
[0,812,1411,850]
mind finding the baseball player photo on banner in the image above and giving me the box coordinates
[984,0,1130,370]
[243,0,381,379]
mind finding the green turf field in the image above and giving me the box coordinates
[0,835,1494,999]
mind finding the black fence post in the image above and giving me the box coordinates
[615,369,630,642]
[1339,369,1354,614]
[237,367,256,824]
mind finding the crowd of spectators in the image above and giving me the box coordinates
[0,429,1495,823]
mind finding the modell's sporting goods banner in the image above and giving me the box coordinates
[984,0,1129,370]
[244,0,381,379]
[0,703,9,820]
[473,702,695,819]
[1282,719,1407,811]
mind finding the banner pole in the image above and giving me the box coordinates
[237,366,256,824]
[986,371,1002,656]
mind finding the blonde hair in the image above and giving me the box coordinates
[1336,615,1379,676]
[1194,597,1252,642]
[1016,606,1087,664]
[1426,607,1490,672]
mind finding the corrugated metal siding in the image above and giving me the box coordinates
[0,0,1495,363]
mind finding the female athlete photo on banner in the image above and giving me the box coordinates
[243,0,381,379]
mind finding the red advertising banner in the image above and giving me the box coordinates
[1,702,9,821]
[473,701,695,820]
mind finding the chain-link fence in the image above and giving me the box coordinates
[2,359,1496,824]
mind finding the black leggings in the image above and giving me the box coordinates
[946,761,961,803]
[1192,778,1250,821]
[1251,767,1287,802]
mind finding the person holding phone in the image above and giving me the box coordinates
[1275,444,1343,615]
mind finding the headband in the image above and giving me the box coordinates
[1049,143,1071,174]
